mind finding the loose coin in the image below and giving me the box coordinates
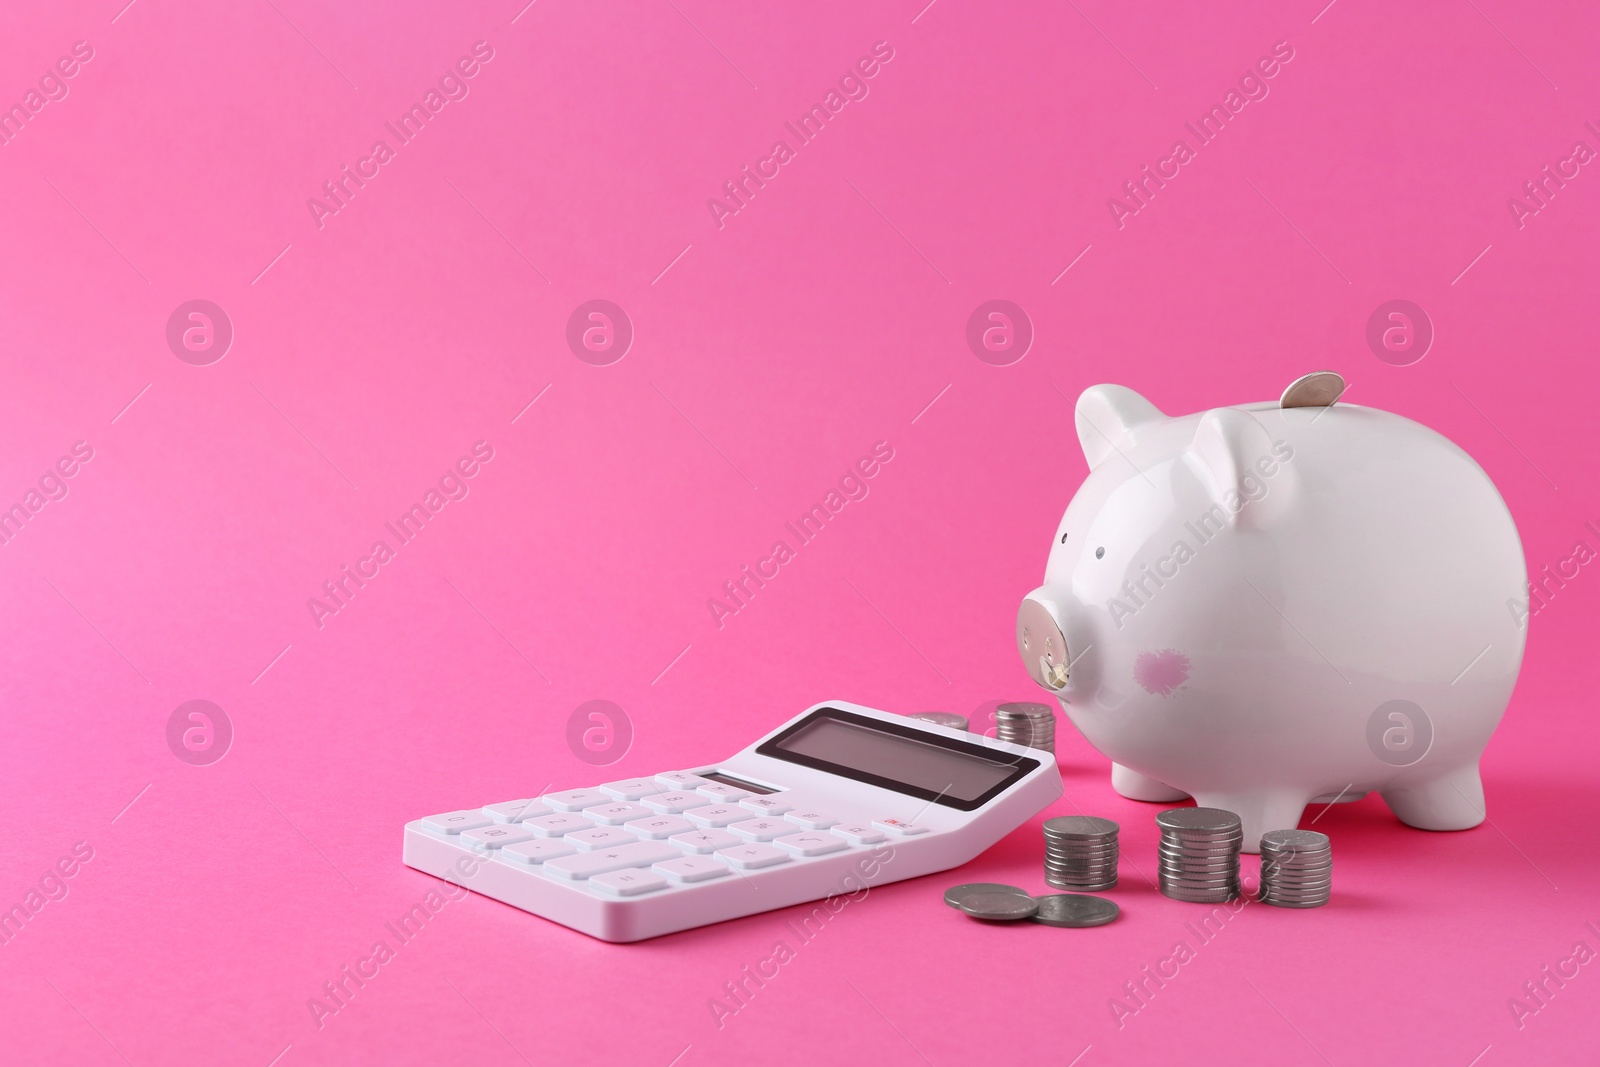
[943,882,1030,910]
[1031,893,1119,928]
[957,892,1040,921]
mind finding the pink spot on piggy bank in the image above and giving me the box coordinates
[1135,649,1190,696]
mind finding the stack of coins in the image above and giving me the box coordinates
[1258,829,1332,908]
[1043,816,1119,891]
[909,712,969,731]
[995,702,1056,752]
[1156,808,1242,903]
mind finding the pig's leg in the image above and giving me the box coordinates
[1111,763,1189,803]
[1379,762,1485,831]
[1190,790,1309,854]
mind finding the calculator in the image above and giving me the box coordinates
[402,701,1062,942]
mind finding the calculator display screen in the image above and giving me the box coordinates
[757,709,1038,811]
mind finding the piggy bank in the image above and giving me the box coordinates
[1016,373,1526,852]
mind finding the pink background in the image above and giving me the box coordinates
[3,0,1598,1063]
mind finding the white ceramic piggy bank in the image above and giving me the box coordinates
[1017,373,1526,852]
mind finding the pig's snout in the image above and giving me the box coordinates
[1017,594,1071,692]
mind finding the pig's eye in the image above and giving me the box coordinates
[1060,532,1069,543]
[1095,546,1105,559]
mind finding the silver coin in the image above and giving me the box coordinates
[1159,853,1240,867]
[943,882,1030,909]
[996,702,1055,719]
[1280,370,1346,409]
[1158,841,1240,855]
[1161,865,1240,878]
[1044,816,1119,838]
[1158,850,1240,864]
[1263,860,1332,873]
[1160,828,1243,842]
[958,892,1040,921]
[1031,894,1119,928]
[1157,807,1242,832]
[1260,829,1330,849]
[1165,891,1239,904]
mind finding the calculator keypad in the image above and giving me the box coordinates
[729,818,791,842]
[627,815,695,839]
[784,809,837,830]
[684,805,746,828]
[567,827,637,851]
[526,813,591,837]
[422,811,493,836]
[545,841,680,880]
[599,778,660,800]
[669,828,741,854]
[654,771,708,789]
[483,800,550,823]
[461,825,536,849]
[423,771,932,897]
[696,783,752,802]
[591,868,669,896]
[655,855,731,883]
[502,838,578,865]
[641,791,706,813]
[582,802,654,825]
[774,831,848,857]
[542,789,611,812]
[719,843,790,870]
[830,823,886,845]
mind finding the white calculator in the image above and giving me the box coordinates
[402,701,1062,942]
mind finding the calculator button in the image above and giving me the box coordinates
[729,818,790,842]
[830,823,886,845]
[483,799,550,823]
[501,838,578,865]
[581,802,654,825]
[670,829,741,854]
[421,811,493,836]
[626,815,695,839]
[541,789,611,812]
[460,825,536,849]
[590,868,669,897]
[526,813,591,837]
[697,783,752,802]
[566,827,637,850]
[739,796,793,815]
[545,842,680,880]
[685,805,746,828]
[655,771,709,789]
[718,843,791,870]
[784,810,838,830]
[641,791,708,814]
[655,855,732,884]
[774,831,849,857]
[599,778,660,800]
[872,818,928,836]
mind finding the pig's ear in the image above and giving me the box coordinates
[1185,408,1296,527]
[1076,385,1164,470]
